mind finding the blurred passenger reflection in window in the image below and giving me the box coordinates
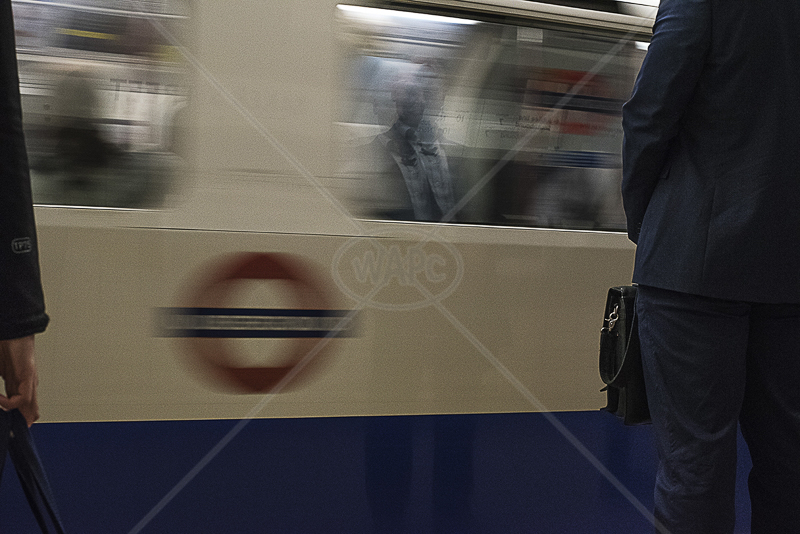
[364,67,458,222]
[13,0,189,209]
[337,6,643,230]
[44,72,122,202]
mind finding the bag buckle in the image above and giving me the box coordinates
[606,304,619,331]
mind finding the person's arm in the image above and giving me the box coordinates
[1,1,48,426]
[0,335,38,425]
[621,0,711,243]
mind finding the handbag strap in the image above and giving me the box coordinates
[3,410,67,534]
[600,286,639,387]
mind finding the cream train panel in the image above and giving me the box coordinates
[34,221,633,423]
[188,0,340,179]
[19,0,649,423]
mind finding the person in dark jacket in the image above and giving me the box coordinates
[1,0,49,426]
[622,1,800,532]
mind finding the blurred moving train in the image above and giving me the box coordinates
[1,1,756,532]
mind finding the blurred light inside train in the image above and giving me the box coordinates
[13,0,189,209]
[616,0,659,17]
[336,3,647,230]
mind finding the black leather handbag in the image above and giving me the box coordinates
[0,410,67,533]
[599,285,651,425]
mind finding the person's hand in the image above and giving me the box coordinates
[0,335,39,426]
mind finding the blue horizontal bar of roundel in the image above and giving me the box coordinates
[156,308,358,338]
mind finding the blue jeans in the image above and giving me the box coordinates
[636,285,800,534]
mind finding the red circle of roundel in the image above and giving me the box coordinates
[183,252,334,393]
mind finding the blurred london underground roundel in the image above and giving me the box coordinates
[332,229,464,311]
[162,252,356,393]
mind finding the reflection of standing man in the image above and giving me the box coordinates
[370,72,456,222]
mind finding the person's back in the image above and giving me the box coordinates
[622,2,800,532]
[623,1,800,303]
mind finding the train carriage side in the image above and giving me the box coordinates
[6,2,752,533]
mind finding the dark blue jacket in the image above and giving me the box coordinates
[1,0,48,339]
[622,0,800,303]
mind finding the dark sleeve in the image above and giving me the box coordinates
[0,0,49,340]
[621,0,711,243]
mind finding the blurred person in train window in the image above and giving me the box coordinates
[0,0,49,426]
[367,69,457,222]
[622,1,800,532]
[50,71,121,200]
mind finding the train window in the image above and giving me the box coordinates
[13,0,189,209]
[336,3,648,230]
